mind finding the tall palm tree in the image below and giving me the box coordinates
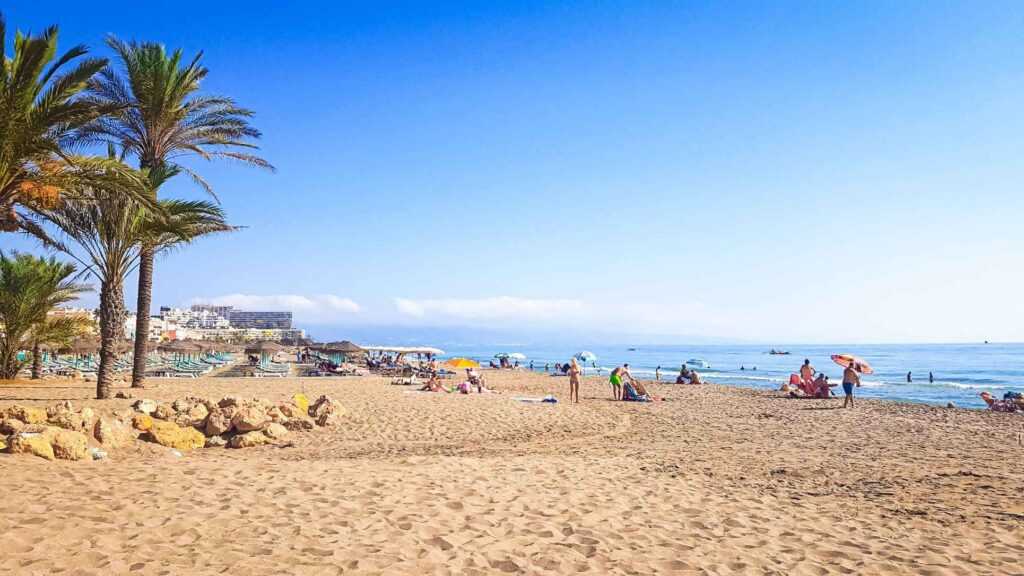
[0,251,89,379]
[77,38,272,387]
[25,165,233,398]
[0,12,110,231]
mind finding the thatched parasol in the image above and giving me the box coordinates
[60,336,100,355]
[244,340,285,354]
[158,340,203,353]
[324,340,364,354]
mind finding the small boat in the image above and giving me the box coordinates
[769,349,791,355]
[685,359,710,369]
[627,347,637,352]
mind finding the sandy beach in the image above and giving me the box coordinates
[1,370,1022,575]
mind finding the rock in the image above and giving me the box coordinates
[47,400,74,418]
[187,404,210,427]
[112,407,135,424]
[153,404,175,421]
[172,398,193,413]
[228,431,271,449]
[132,399,157,415]
[94,417,134,448]
[231,406,270,433]
[8,433,55,460]
[115,391,134,399]
[204,410,232,436]
[48,410,90,432]
[263,422,289,440]
[43,427,90,461]
[0,418,25,435]
[292,393,310,414]
[132,414,154,431]
[90,447,108,460]
[6,405,48,425]
[278,403,302,419]
[218,396,241,408]
[205,435,228,448]
[266,406,286,423]
[0,437,6,451]
[282,417,314,432]
[947,402,956,409]
[146,421,205,451]
[309,395,345,427]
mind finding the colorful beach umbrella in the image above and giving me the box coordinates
[831,354,874,374]
[444,358,480,370]
[574,351,596,363]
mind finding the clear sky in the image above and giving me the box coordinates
[4,1,1024,343]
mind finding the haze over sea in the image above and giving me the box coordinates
[437,342,1023,410]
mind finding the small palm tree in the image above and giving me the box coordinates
[0,13,109,229]
[77,38,272,387]
[27,314,94,379]
[26,164,233,398]
[0,252,90,379]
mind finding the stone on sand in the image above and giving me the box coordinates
[7,433,55,460]
[204,410,232,436]
[132,413,154,431]
[153,403,175,421]
[0,417,25,435]
[229,431,272,448]
[146,421,205,451]
[263,422,289,440]
[94,417,134,448]
[42,427,90,460]
[6,405,48,425]
[231,405,270,433]
[132,399,157,415]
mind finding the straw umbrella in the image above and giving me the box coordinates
[245,341,284,367]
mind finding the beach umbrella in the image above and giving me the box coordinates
[831,354,874,375]
[444,358,480,370]
[244,341,285,354]
[574,351,597,363]
[493,352,509,359]
[326,341,364,354]
[508,352,527,361]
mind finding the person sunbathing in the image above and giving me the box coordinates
[622,381,651,402]
[419,375,445,392]
[980,391,1019,412]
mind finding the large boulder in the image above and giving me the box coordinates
[204,410,232,436]
[0,418,25,435]
[46,400,74,418]
[231,405,270,433]
[263,422,289,440]
[42,427,90,461]
[132,399,158,415]
[186,404,210,427]
[146,421,205,451]
[7,433,55,460]
[48,407,94,433]
[94,417,134,449]
[132,414,154,431]
[218,396,241,409]
[228,431,271,449]
[6,405,48,425]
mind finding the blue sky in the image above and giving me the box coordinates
[4,1,1024,343]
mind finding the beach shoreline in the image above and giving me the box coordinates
[1,370,1022,575]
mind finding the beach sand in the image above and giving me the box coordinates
[1,370,1022,575]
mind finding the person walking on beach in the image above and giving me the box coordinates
[567,357,582,403]
[610,364,632,400]
[843,362,861,408]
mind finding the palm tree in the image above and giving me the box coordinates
[25,165,233,398]
[0,252,89,379]
[0,12,110,230]
[77,38,272,387]
[27,314,93,379]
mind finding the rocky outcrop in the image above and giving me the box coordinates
[8,433,55,460]
[43,427,89,460]
[94,417,134,448]
[231,406,270,433]
[5,405,47,425]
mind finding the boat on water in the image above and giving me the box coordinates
[769,349,791,355]
[627,347,637,351]
[685,359,710,369]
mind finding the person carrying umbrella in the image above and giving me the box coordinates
[832,354,871,408]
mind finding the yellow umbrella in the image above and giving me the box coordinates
[444,358,480,370]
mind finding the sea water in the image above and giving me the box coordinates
[444,343,1024,410]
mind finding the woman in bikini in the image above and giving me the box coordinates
[567,357,581,403]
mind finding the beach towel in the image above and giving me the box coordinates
[622,382,651,402]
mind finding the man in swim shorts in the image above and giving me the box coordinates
[842,362,861,408]
[610,364,632,400]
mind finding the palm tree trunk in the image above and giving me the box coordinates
[97,279,125,399]
[31,343,42,379]
[0,336,18,380]
[131,244,154,388]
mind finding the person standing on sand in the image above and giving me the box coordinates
[800,359,815,386]
[567,357,582,403]
[655,366,661,381]
[843,363,861,408]
[610,364,633,400]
